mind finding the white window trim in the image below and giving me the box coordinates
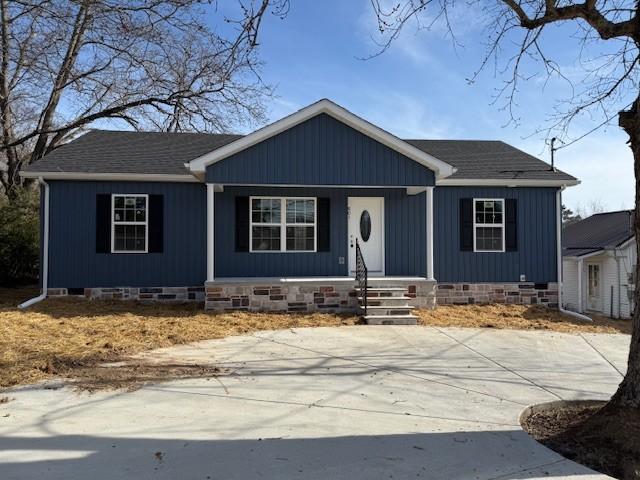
[249,196,317,253]
[473,198,505,253]
[111,194,149,254]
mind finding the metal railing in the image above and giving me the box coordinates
[355,238,368,316]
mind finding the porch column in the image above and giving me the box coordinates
[207,183,215,282]
[577,258,583,313]
[426,186,435,281]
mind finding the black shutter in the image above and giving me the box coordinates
[317,198,331,252]
[505,198,518,252]
[96,194,111,253]
[235,196,250,252]
[460,198,474,251]
[148,195,164,253]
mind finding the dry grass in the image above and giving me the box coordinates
[0,287,359,390]
[416,303,632,334]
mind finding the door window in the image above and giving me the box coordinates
[588,264,600,297]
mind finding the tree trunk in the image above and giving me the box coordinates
[612,97,640,408]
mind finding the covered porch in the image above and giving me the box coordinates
[204,185,437,317]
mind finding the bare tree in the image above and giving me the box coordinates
[369,0,640,409]
[575,198,607,218]
[0,0,284,199]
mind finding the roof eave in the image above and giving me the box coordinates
[187,99,457,179]
[19,171,200,183]
[436,178,580,187]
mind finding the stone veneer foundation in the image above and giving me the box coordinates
[204,279,437,313]
[435,282,558,306]
[46,281,557,311]
[46,286,205,302]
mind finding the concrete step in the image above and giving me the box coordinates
[354,287,407,292]
[359,304,415,311]
[363,314,419,325]
[357,296,411,302]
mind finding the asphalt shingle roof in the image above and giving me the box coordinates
[24,129,576,182]
[562,210,634,257]
[404,139,575,181]
[23,130,242,175]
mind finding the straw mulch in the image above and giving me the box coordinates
[0,287,358,390]
[417,303,631,334]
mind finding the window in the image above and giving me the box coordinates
[473,199,504,252]
[250,197,316,252]
[112,194,148,253]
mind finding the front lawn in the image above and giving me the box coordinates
[0,287,630,390]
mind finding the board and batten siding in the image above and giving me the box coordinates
[47,181,206,288]
[214,186,426,277]
[206,113,436,187]
[434,186,559,283]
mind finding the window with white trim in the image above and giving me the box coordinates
[250,197,316,252]
[112,194,148,253]
[473,199,504,252]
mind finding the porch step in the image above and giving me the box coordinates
[363,314,419,325]
[357,296,411,302]
[359,304,415,311]
[354,287,407,292]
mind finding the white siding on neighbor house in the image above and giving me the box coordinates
[563,240,636,319]
[562,259,579,312]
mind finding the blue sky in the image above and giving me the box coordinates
[220,0,633,213]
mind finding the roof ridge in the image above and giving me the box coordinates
[89,128,243,136]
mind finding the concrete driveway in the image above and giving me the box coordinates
[0,326,629,480]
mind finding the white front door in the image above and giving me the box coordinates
[348,197,384,276]
[587,263,602,311]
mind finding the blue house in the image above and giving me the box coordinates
[21,99,578,324]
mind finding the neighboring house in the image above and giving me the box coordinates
[21,99,578,323]
[563,211,636,319]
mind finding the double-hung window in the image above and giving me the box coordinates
[473,199,504,252]
[250,197,316,252]
[112,194,148,253]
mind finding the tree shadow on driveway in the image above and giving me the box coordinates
[0,430,599,480]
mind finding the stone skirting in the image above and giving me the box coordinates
[205,279,437,313]
[435,282,558,306]
[46,286,206,302]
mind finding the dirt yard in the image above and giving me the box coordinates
[0,287,631,390]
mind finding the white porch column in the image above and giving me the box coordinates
[577,258,583,313]
[207,183,215,282]
[426,186,435,281]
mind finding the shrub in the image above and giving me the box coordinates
[0,189,40,286]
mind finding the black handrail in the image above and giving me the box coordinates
[355,238,368,316]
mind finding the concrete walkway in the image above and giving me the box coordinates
[0,326,629,480]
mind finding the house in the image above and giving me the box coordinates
[562,211,636,319]
[20,99,578,324]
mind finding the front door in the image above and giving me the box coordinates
[348,197,384,276]
[587,263,602,311]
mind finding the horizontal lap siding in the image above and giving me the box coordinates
[206,114,435,187]
[48,181,206,288]
[215,186,426,277]
[435,186,558,283]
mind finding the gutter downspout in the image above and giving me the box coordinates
[556,188,592,322]
[19,177,49,309]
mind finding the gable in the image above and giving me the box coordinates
[206,113,435,186]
